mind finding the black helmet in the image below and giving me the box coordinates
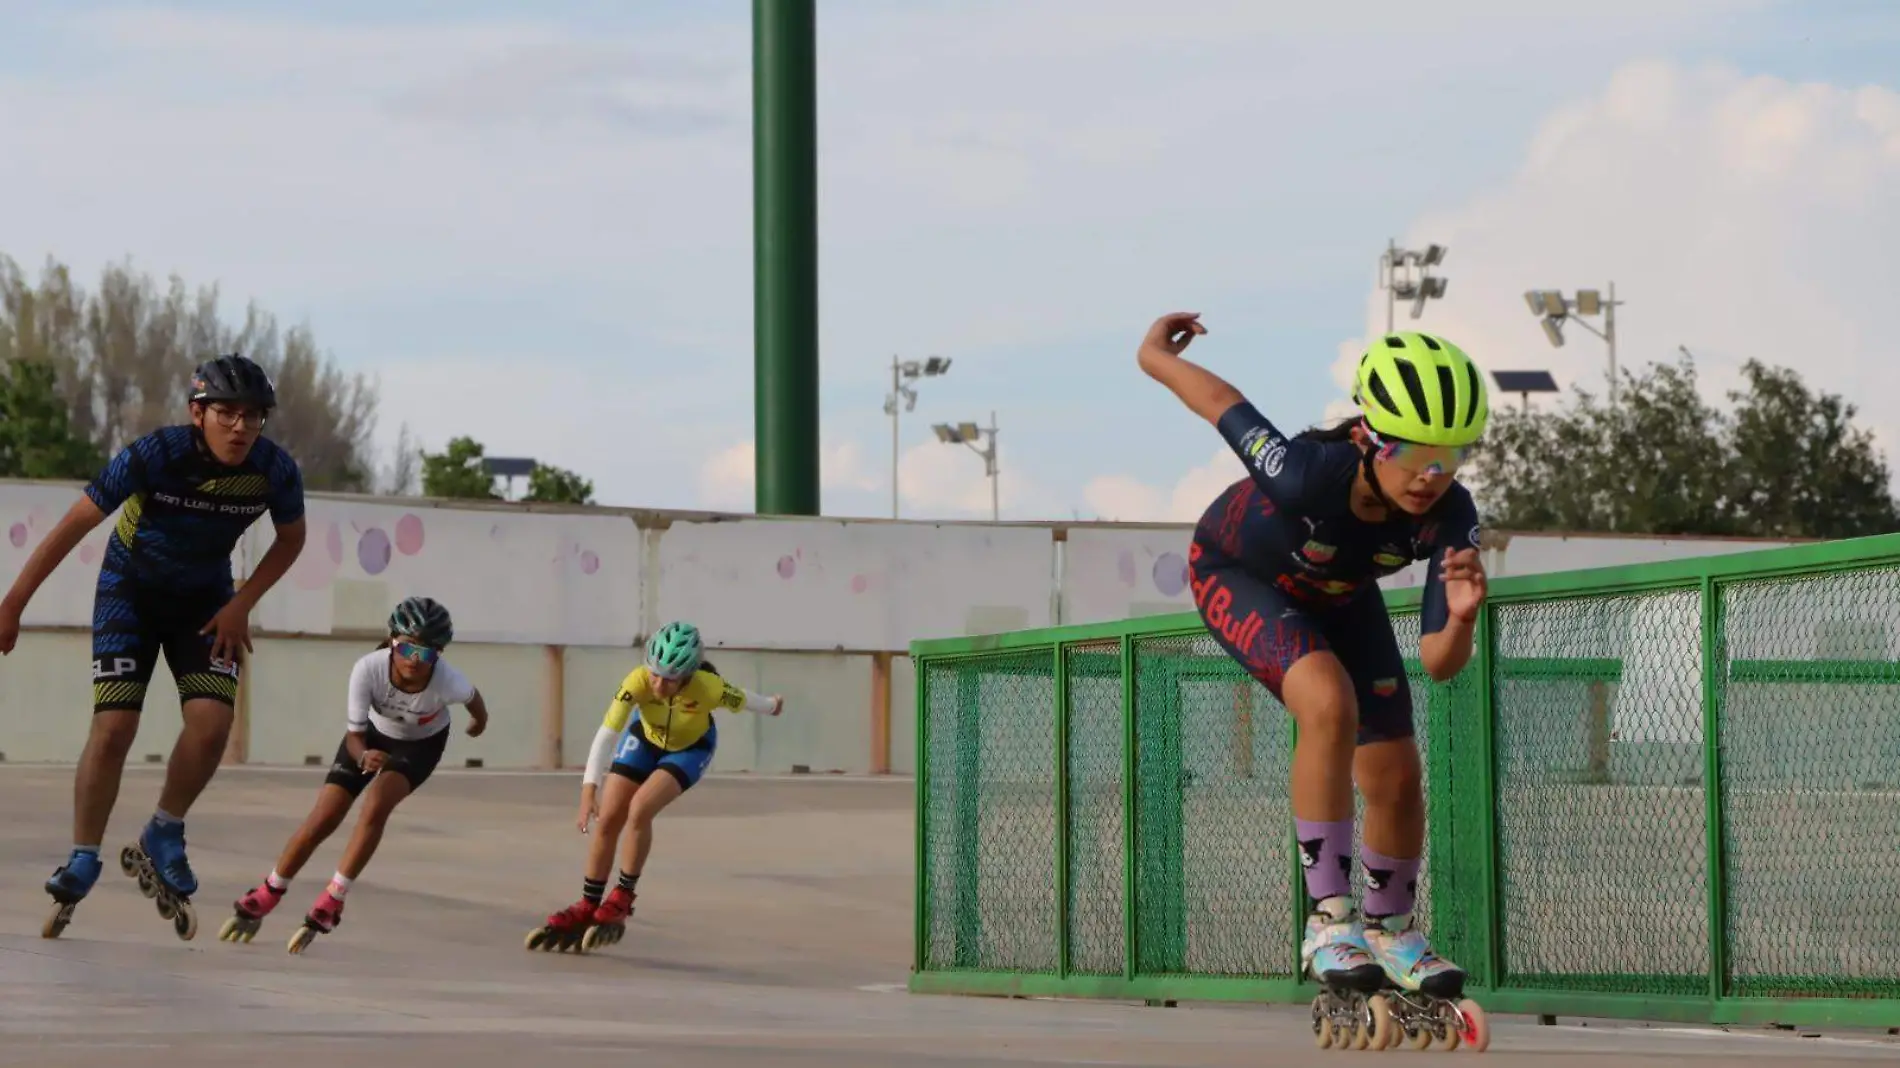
[189,354,277,410]
[388,596,453,648]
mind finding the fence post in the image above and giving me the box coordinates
[1054,641,1071,978]
[1700,573,1729,1004]
[1477,603,1504,990]
[1120,634,1138,982]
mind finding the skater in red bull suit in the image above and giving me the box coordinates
[219,596,490,949]
[528,620,784,950]
[1137,311,1490,1001]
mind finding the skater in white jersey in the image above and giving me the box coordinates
[217,596,490,952]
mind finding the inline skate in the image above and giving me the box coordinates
[580,885,635,952]
[1360,915,1490,1052]
[1303,905,1397,1051]
[119,820,199,941]
[41,849,103,939]
[218,881,285,943]
[286,888,345,954]
[524,897,599,953]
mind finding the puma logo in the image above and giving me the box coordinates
[1366,866,1392,891]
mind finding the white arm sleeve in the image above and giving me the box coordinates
[346,654,376,732]
[582,725,620,787]
[741,690,777,714]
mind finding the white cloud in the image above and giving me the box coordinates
[1086,58,1900,515]
[696,439,885,513]
[1082,447,1245,523]
[1330,59,1900,469]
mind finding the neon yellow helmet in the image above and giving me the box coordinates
[1352,332,1489,447]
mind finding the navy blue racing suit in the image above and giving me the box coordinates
[84,425,305,714]
[1188,401,1480,744]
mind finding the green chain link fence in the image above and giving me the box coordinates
[909,532,1900,1028]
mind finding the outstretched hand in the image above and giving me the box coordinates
[1141,312,1206,359]
[1440,548,1488,623]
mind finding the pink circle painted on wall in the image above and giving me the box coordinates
[851,574,869,594]
[358,528,392,575]
[6,523,24,549]
[395,514,426,556]
[777,555,796,579]
[581,550,600,575]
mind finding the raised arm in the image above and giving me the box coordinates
[1136,312,1246,426]
[1136,311,1328,508]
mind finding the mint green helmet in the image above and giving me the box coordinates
[645,621,703,679]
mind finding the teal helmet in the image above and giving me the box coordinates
[388,596,453,648]
[645,621,703,679]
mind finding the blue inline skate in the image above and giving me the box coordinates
[118,818,200,940]
[42,849,104,939]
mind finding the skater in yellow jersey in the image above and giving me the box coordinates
[526,620,784,953]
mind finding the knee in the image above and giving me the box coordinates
[1292,688,1359,749]
[628,803,659,832]
[87,713,139,761]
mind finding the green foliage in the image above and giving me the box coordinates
[1468,352,1898,540]
[0,358,104,479]
[0,251,378,491]
[525,463,594,505]
[419,436,500,500]
[418,434,596,505]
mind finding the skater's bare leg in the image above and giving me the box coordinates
[620,773,685,879]
[586,773,637,882]
[335,773,412,880]
[153,698,235,820]
[1279,652,1359,907]
[272,784,355,880]
[1355,738,1423,858]
[1355,737,1425,925]
[73,710,139,845]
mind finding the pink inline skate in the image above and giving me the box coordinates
[286,889,345,954]
[216,881,285,944]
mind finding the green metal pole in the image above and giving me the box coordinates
[753,0,820,515]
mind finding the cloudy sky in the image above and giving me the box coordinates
[3,0,1896,521]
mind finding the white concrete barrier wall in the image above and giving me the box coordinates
[0,479,1802,772]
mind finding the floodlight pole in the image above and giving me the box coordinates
[884,354,949,519]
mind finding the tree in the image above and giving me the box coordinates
[419,436,500,500]
[1467,351,1899,540]
[0,251,381,491]
[525,463,595,505]
[0,358,104,480]
[1720,359,1898,539]
[418,435,596,504]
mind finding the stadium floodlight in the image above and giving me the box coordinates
[885,353,951,518]
[1522,282,1623,409]
[1379,239,1450,331]
[931,412,1000,522]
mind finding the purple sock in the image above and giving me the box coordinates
[1294,818,1354,903]
[1361,847,1421,920]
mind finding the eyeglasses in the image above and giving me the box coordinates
[1364,427,1472,477]
[393,640,439,664]
[208,405,267,430]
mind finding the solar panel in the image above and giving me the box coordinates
[1491,370,1559,393]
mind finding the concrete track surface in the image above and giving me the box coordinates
[1,766,1893,1066]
